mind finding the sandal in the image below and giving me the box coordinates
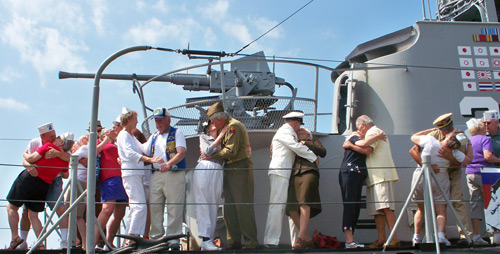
[292,238,307,250]
[37,243,45,250]
[8,236,24,250]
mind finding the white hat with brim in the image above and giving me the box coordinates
[283,111,305,124]
[38,122,54,135]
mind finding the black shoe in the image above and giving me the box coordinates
[457,238,470,246]
[168,241,180,250]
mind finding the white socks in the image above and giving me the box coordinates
[20,230,28,241]
[60,229,68,241]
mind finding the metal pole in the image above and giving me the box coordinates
[27,190,88,254]
[68,155,78,253]
[422,155,440,253]
[383,166,425,251]
[313,66,319,132]
[41,179,70,237]
[422,0,427,20]
[87,46,153,254]
[428,166,473,244]
[219,61,226,109]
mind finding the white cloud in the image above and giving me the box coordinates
[198,0,229,22]
[1,0,89,80]
[223,23,253,45]
[0,67,22,82]
[252,17,282,39]
[153,0,170,13]
[0,97,30,111]
[125,17,206,47]
[91,0,108,35]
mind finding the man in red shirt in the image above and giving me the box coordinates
[6,135,70,249]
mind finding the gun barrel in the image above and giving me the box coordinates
[59,71,211,86]
[59,71,174,82]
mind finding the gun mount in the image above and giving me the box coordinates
[60,50,329,137]
[60,51,286,97]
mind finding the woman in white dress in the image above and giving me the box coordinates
[117,110,164,242]
[193,121,227,250]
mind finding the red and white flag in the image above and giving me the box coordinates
[476,58,490,68]
[474,46,488,56]
[460,58,473,67]
[477,70,492,79]
[493,71,500,79]
[492,58,500,67]
[490,47,500,56]
[479,82,493,91]
[463,82,477,91]
[458,46,472,55]
[462,70,475,79]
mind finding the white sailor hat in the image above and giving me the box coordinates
[283,111,305,124]
[456,133,468,146]
[113,115,121,124]
[122,107,131,114]
[59,132,75,142]
[466,118,479,129]
[38,122,54,135]
[484,110,499,121]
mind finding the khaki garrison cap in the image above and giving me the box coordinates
[206,102,225,118]
[433,113,453,130]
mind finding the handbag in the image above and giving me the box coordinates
[313,229,340,249]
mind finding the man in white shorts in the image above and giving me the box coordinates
[351,115,400,248]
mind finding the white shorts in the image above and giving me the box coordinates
[366,181,396,216]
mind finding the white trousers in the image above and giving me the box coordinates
[264,174,289,245]
[193,160,223,239]
[149,170,186,239]
[122,175,148,235]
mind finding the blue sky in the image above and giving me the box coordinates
[0,0,437,248]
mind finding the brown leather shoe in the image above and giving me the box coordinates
[242,245,256,250]
[389,239,401,247]
[367,240,384,248]
[224,242,241,250]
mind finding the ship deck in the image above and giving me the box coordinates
[1,244,499,254]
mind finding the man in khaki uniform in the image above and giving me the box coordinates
[410,113,473,241]
[206,102,258,249]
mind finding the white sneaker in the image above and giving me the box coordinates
[17,242,28,250]
[473,237,489,246]
[345,241,365,248]
[201,240,222,251]
[438,237,451,246]
[60,239,68,249]
[412,236,421,247]
[493,233,500,244]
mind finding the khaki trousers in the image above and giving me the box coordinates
[149,170,186,239]
[223,159,258,247]
[448,168,473,238]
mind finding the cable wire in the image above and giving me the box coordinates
[232,0,314,55]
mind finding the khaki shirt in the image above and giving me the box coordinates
[212,117,251,165]
[428,129,467,153]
